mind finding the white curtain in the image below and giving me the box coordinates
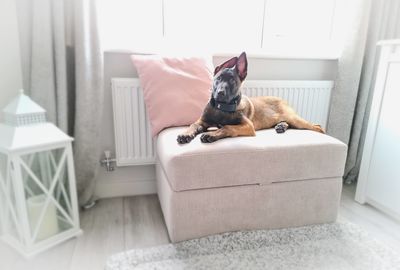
[16,0,104,206]
[326,0,372,144]
[344,0,400,183]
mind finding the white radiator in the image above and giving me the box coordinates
[111,78,155,166]
[111,78,333,166]
[242,80,333,130]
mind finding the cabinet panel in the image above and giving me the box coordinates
[367,62,400,215]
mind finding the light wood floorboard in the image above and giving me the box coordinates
[123,195,170,250]
[339,184,400,251]
[1,184,399,270]
[69,197,125,270]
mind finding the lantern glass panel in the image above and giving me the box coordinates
[20,148,74,243]
[0,152,21,241]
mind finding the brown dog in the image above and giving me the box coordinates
[177,52,324,144]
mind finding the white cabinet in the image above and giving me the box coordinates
[356,40,400,220]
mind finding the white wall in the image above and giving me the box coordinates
[0,0,23,109]
[95,51,338,198]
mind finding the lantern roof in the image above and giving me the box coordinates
[3,90,46,115]
[3,90,47,126]
[0,90,73,153]
[0,123,72,153]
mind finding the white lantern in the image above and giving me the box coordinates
[0,90,81,257]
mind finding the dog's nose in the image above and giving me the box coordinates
[217,89,225,97]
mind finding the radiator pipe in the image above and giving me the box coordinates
[100,150,116,172]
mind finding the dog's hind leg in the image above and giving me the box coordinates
[286,115,325,133]
[274,121,289,133]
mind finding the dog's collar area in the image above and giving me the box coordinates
[210,94,242,113]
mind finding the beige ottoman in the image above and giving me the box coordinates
[156,127,347,242]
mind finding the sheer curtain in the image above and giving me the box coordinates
[344,0,400,183]
[16,0,104,206]
[326,0,372,145]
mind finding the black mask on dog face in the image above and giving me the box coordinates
[213,68,241,103]
[212,52,248,103]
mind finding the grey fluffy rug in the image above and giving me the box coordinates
[106,222,400,270]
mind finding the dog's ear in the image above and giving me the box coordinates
[236,52,248,81]
[214,56,238,76]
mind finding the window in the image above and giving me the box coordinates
[97,0,163,50]
[163,0,264,51]
[263,0,336,42]
[98,0,338,56]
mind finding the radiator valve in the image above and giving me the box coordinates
[100,150,116,172]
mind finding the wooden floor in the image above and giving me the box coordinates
[2,184,400,270]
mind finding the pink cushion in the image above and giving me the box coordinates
[131,55,213,136]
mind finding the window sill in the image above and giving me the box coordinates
[212,49,340,60]
[104,48,339,61]
[103,42,340,61]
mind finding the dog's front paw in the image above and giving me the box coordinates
[177,134,195,144]
[200,133,218,143]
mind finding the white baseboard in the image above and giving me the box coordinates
[366,196,400,223]
[95,179,157,198]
